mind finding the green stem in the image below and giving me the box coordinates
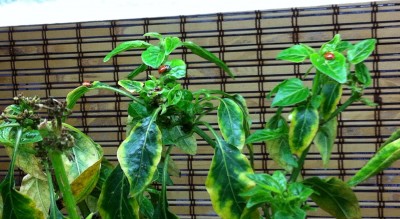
[246,143,255,170]
[161,146,174,218]
[289,145,311,183]
[302,66,315,80]
[193,125,216,149]
[45,161,59,219]
[7,127,22,183]
[50,150,80,219]
[321,92,361,126]
[99,86,144,105]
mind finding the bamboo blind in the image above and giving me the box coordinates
[0,1,400,218]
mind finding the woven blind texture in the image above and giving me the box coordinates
[0,1,400,218]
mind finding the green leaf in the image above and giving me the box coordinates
[103,40,151,62]
[139,195,154,218]
[166,126,197,155]
[128,102,150,120]
[19,174,50,217]
[218,98,245,150]
[164,37,182,55]
[98,165,139,219]
[144,32,163,40]
[117,116,162,197]
[320,34,341,54]
[289,104,319,156]
[304,177,361,219]
[347,137,400,187]
[271,78,310,107]
[240,187,273,208]
[347,39,376,64]
[119,80,143,93]
[266,115,298,172]
[382,128,400,147]
[182,41,234,78]
[0,128,45,219]
[319,79,342,120]
[128,63,147,80]
[247,173,282,194]
[66,81,115,109]
[310,52,347,84]
[355,62,372,87]
[206,136,257,219]
[164,59,187,79]
[142,45,166,68]
[1,183,45,219]
[336,41,353,52]
[313,118,337,167]
[276,44,315,63]
[246,128,284,144]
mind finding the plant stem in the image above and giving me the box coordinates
[45,161,59,219]
[49,150,80,219]
[7,127,22,182]
[321,92,361,126]
[289,145,311,183]
[99,86,144,105]
[161,146,174,218]
[193,125,216,148]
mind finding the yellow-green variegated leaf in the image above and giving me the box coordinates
[19,174,50,217]
[206,136,259,219]
[6,146,46,180]
[117,116,162,197]
[319,79,342,120]
[61,124,103,202]
[289,104,319,156]
[218,98,245,150]
[71,158,102,203]
[98,165,139,219]
[314,118,338,167]
[348,137,400,187]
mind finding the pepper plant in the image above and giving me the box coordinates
[0,33,399,219]
[242,34,400,218]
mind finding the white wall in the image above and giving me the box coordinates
[0,0,386,27]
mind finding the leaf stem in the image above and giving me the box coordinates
[49,150,80,219]
[99,85,144,105]
[289,145,311,183]
[193,125,216,149]
[321,92,361,126]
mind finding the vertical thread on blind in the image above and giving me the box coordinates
[143,18,151,78]
[7,27,18,99]
[180,15,196,219]
[371,2,385,218]
[110,21,124,144]
[291,8,301,82]
[41,24,52,98]
[332,4,346,181]
[75,23,89,134]
[255,10,268,172]
[217,13,227,92]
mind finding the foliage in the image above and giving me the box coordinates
[0,33,399,219]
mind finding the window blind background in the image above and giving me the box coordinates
[0,1,399,218]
